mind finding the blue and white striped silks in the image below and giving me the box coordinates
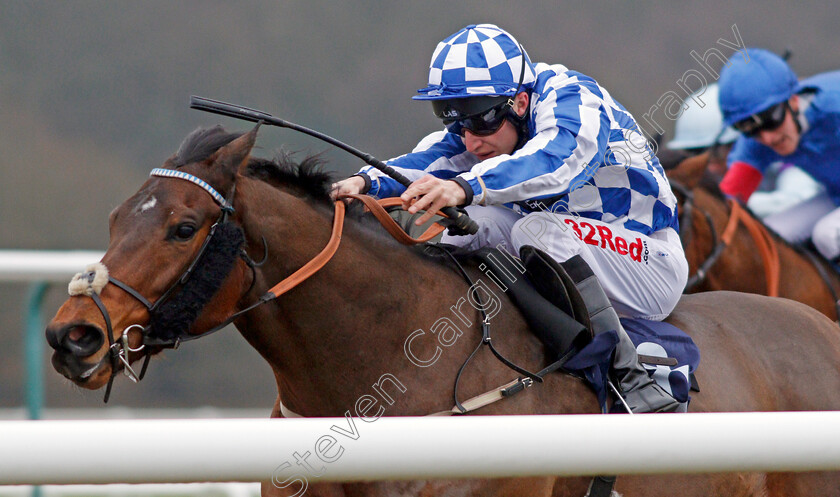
[361,63,678,237]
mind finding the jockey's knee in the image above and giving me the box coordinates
[811,217,840,260]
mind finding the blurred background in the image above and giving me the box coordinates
[0,0,837,414]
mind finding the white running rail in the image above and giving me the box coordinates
[0,413,839,485]
[0,250,104,282]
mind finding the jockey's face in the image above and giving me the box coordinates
[463,92,529,161]
[753,96,801,156]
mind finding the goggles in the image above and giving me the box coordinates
[435,99,513,137]
[733,101,788,137]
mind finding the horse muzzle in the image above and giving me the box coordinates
[45,322,109,387]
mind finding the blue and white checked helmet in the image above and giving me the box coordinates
[414,24,537,101]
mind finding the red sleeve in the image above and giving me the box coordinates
[719,161,763,203]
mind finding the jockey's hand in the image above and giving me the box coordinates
[400,175,467,226]
[330,175,366,200]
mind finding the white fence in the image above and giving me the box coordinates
[3,251,840,488]
[0,484,260,497]
[2,412,840,485]
[0,250,104,282]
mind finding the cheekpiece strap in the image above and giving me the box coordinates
[150,168,233,212]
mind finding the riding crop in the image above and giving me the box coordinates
[189,95,478,235]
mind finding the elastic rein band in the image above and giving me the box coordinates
[338,194,449,244]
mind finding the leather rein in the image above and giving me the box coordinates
[673,181,780,296]
[80,168,538,413]
[79,169,456,402]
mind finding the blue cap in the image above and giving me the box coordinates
[718,48,800,126]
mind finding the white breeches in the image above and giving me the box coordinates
[441,205,689,320]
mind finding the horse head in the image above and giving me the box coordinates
[45,125,259,393]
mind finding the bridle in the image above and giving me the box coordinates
[72,168,499,403]
[74,168,252,401]
[73,166,356,402]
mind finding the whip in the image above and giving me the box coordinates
[189,96,478,234]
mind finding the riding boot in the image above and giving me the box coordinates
[559,255,680,414]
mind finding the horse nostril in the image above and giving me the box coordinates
[50,324,105,356]
[45,325,64,350]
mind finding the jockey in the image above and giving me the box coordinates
[666,83,823,226]
[332,24,687,413]
[718,48,840,253]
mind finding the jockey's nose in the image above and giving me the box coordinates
[46,323,105,357]
[463,130,481,149]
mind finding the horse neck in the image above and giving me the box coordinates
[233,178,474,415]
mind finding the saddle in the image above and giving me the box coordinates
[434,244,700,405]
[427,244,593,360]
[465,245,596,358]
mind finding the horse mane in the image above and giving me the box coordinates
[172,126,443,259]
[245,153,334,204]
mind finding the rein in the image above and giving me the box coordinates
[75,175,542,407]
[674,181,780,296]
[74,173,448,401]
[721,199,780,296]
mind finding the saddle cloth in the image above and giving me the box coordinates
[562,320,700,413]
[622,318,700,409]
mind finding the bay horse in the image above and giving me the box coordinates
[663,150,840,321]
[46,125,840,496]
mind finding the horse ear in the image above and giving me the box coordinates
[666,151,711,190]
[214,124,260,176]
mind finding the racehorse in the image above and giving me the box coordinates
[663,150,840,321]
[46,125,840,496]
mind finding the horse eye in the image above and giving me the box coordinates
[173,223,197,241]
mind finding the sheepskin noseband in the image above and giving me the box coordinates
[69,263,110,296]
